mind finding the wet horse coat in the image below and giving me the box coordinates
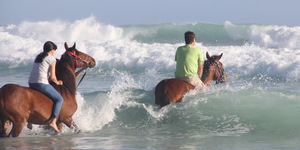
[0,43,96,137]
[155,52,226,107]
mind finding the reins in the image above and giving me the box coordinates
[65,51,89,88]
[77,71,86,88]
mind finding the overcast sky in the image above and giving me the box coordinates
[0,0,299,26]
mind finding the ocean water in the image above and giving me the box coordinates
[1,16,300,149]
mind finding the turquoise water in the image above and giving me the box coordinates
[1,17,300,149]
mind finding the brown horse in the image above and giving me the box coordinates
[0,42,96,137]
[155,52,227,107]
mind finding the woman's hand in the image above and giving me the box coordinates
[56,80,63,85]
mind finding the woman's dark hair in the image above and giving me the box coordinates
[34,41,57,63]
[184,31,196,44]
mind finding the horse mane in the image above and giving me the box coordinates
[204,60,212,66]
[202,57,218,80]
[52,53,77,96]
[203,60,212,75]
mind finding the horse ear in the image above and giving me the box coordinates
[215,53,223,61]
[64,42,69,50]
[72,42,76,49]
[206,52,211,59]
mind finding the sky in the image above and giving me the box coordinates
[0,0,299,26]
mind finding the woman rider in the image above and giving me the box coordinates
[28,41,63,132]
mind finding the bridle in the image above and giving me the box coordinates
[66,51,90,68]
[213,61,225,84]
[65,50,90,87]
[205,60,226,84]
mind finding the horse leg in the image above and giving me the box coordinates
[0,120,6,137]
[57,122,63,132]
[8,119,26,137]
[0,120,12,137]
[0,120,5,137]
[68,120,80,133]
[63,117,80,133]
[0,121,3,137]
[71,121,80,133]
[27,123,33,130]
[4,120,11,136]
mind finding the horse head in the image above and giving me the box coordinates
[64,42,96,69]
[203,52,227,84]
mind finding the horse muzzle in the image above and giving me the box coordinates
[220,73,227,83]
[87,57,96,68]
[88,62,96,68]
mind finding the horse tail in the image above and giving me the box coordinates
[0,86,5,137]
[155,79,170,107]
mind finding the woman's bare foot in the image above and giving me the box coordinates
[49,118,61,133]
[27,123,33,130]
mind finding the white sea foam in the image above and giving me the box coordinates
[224,21,300,49]
[1,17,299,81]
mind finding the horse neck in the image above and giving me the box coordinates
[55,59,77,96]
[201,61,214,85]
[201,75,213,85]
[201,72,213,85]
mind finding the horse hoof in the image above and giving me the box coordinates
[74,129,81,134]
[27,123,33,130]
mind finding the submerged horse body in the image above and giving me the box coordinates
[0,43,95,137]
[155,52,226,107]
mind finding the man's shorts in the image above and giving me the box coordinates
[176,76,204,89]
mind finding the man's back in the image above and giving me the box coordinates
[175,44,203,78]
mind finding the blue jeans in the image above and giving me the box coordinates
[29,83,64,118]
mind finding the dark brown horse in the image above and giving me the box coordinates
[0,42,96,137]
[155,52,227,107]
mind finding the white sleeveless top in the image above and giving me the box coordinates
[28,55,56,84]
